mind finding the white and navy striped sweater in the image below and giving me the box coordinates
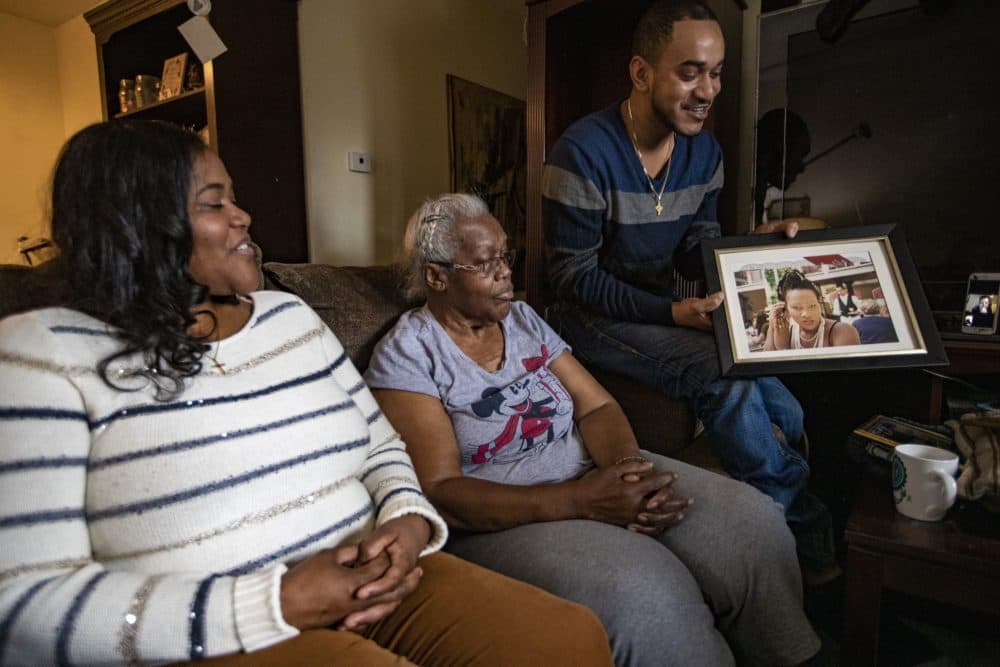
[0,291,447,666]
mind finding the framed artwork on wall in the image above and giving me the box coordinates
[446,75,526,290]
[159,52,189,101]
[701,224,947,376]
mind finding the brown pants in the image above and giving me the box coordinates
[187,552,613,666]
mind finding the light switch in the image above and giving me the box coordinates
[348,152,372,173]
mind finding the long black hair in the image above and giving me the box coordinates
[50,120,210,400]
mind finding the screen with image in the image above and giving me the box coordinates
[963,278,1000,333]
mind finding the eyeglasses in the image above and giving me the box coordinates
[433,250,517,276]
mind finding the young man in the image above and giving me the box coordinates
[831,280,861,322]
[543,0,835,579]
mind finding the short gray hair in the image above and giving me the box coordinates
[401,193,490,299]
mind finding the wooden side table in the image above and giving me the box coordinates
[928,338,1000,423]
[842,467,1000,666]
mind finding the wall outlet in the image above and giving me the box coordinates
[348,151,372,173]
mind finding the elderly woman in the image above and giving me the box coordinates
[364,193,821,667]
[0,122,614,666]
[764,270,860,350]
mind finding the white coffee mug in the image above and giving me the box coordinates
[891,444,958,521]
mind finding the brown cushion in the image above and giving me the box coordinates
[262,262,420,371]
[589,367,696,454]
[587,365,725,473]
[0,262,63,320]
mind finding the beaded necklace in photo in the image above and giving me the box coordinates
[790,320,825,349]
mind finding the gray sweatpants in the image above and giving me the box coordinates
[445,452,821,667]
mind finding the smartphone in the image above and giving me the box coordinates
[961,273,1000,335]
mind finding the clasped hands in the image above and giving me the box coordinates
[279,514,430,633]
[581,459,693,535]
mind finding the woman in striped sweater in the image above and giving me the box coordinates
[0,121,613,666]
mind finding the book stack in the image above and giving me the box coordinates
[846,415,955,465]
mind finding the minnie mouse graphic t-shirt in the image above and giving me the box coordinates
[364,302,591,485]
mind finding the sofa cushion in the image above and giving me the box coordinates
[0,262,63,321]
[262,262,420,371]
[587,365,724,471]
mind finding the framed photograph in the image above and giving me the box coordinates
[848,414,954,463]
[158,52,189,101]
[854,415,953,450]
[701,224,947,376]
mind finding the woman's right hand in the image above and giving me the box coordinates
[768,302,791,350]
[279,544,422,631]
[576,461,676,526]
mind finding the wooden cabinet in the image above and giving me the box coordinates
[85,0,308,263]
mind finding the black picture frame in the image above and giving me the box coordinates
[701,224,947,376]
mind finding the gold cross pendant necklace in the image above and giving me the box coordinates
[206,339,225,374]
[626,98,674,216]
[209,349,225,373]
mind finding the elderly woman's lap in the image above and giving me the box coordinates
[447,520,734,667]
[645,452,820,666]
[448,457,820,667]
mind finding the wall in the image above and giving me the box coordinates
[0,12,100,265]
[55,15,101,139]
[0,14,65,264]
[298,0,527,266]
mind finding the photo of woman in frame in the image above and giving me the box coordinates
[701,226,947,376]
[720,237,920,359]
[730,249,903,357]
[762,269,861,351]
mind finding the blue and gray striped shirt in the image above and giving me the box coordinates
[543,103,723,325]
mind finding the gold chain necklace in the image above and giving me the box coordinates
[201,294,250,374]
[207,340,225,373]
[626,98,674,216]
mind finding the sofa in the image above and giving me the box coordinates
[0,260,720,467]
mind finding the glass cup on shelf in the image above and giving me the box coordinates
[118,79,136,113]
[134,75,161,108]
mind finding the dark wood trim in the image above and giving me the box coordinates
[84,0,190,126]
[83,0,308,264]
[525,2,558,310]
[928,338,1000,422]
[203,60,218,152]
[84,0,184,44]
[843,546,883,667]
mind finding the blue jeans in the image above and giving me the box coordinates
[548,303,813,524]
